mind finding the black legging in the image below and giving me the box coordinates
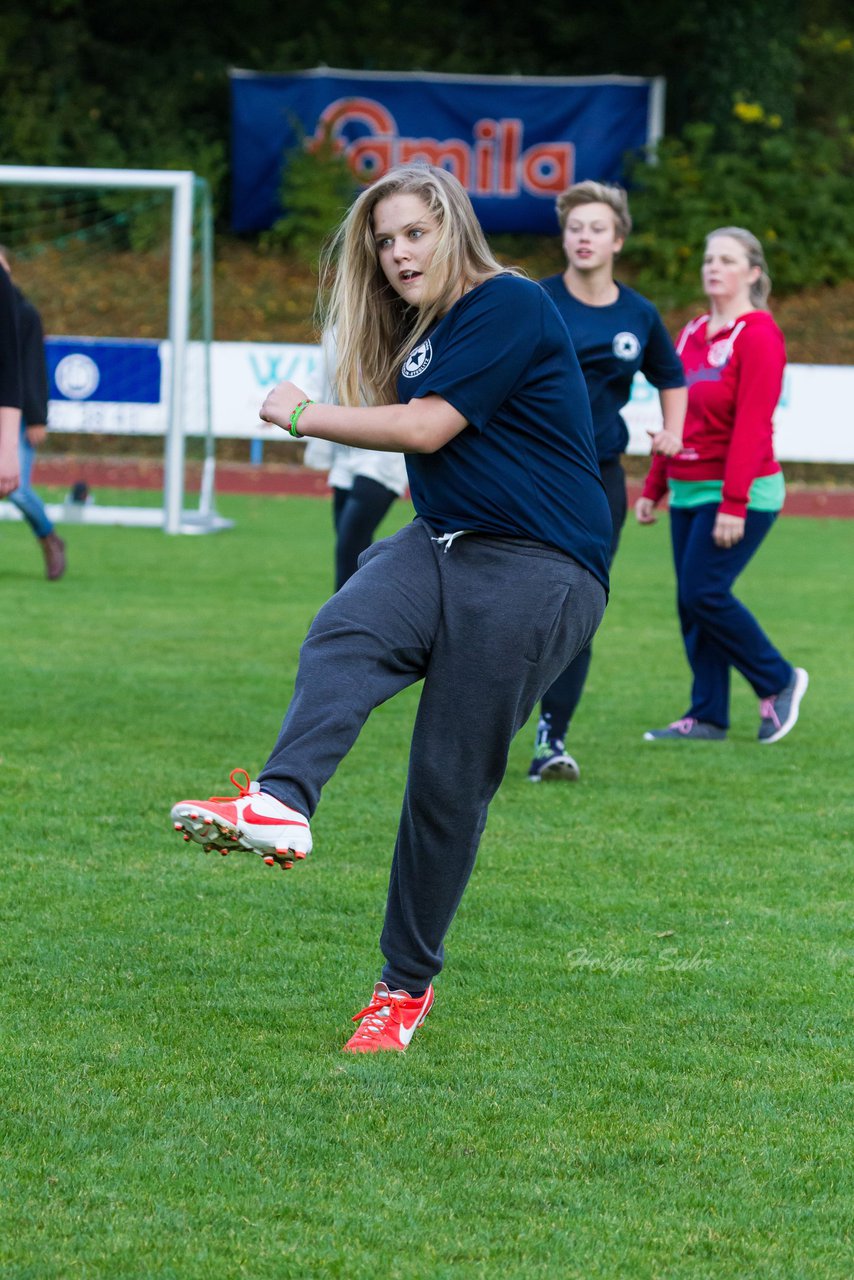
[539,456,627,739]
[333,476,398,590]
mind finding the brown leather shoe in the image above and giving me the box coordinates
[39,531,66,581]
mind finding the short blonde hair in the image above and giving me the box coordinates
[555,181,632,240]
[320,164,517,406]
[705,226,772,309]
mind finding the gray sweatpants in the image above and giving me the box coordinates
[258,518,606,993]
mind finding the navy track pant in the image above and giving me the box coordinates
[540,455,625,739]
[670,502,792,728]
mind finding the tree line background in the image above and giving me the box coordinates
[0,0,852,305]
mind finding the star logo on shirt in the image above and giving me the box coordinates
[402,340,433,379]
[612,331,641,361]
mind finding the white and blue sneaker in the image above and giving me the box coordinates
[758,667,809,744]
[644,717,727,741]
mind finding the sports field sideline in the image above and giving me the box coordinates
[3,491,852,1278]
[28,455,854,517]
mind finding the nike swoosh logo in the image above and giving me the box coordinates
[242,803,309,829]
[397,1016,419,1047]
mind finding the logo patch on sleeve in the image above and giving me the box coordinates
[402,340,433,378]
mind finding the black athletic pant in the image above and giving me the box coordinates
[258,519,606,993]
[333,477,397,590]
[539,456,627,740]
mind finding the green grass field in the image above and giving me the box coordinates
[2,494,853,1279]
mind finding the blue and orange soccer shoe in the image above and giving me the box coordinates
[342,982,435,1053]
[170,768,312,871]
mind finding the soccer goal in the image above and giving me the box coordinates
[0,165,231,535]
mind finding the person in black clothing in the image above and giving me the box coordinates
[0,247,65,579]
[0,261,21,498]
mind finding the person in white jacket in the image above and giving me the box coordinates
[304,332,408,589]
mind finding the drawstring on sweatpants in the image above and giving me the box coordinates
[431,530,473,553]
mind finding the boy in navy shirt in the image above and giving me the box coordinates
[528,181,687,782]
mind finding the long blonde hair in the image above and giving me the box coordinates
[318,164,517,406]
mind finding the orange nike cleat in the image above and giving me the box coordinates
[170,768,312,871]
[342,982,435,1053]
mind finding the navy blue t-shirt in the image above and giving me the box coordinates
[399,274,612,592]
[540,276,685,464]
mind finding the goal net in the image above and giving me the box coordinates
[0,165,230,534]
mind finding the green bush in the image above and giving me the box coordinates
[623,107,854,308]
[796,23,854,134]
[262,126,357,266]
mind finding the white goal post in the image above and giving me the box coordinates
[0,164,231,535]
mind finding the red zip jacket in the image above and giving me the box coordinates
[642,310,786,519]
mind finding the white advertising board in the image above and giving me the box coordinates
[45,338,854,463]
[624,366,854,462]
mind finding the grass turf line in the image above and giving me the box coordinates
[2,496,853,1279]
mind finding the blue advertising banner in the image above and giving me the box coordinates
[46,337,161,404]
[230,67,664,235]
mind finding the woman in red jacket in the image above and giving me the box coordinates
[636,227,808,744]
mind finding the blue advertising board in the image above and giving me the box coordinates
[46,337,162,404]
[230,67,664,235]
